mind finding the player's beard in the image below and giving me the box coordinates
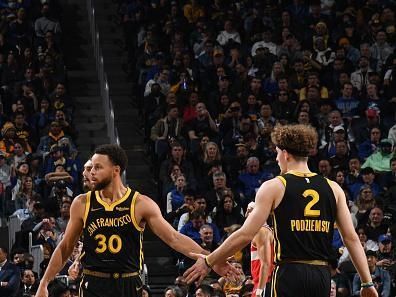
[92,176,112,191]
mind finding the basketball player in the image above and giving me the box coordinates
[82,159,93,192]
[246,202,273,297]
[36,144,234,297]
[184,125,377,297]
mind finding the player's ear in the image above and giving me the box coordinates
[113,165,121,176]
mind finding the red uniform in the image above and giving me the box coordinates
[250,225,274,296]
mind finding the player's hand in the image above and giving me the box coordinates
[183,254,239,284]
[183,255,210,284]
[360,286,378,297]
[68,261,80,280]
[35,284,49,297]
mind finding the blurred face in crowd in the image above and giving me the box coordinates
[342,84,353,98]
[318,160,331,176]
[223,196,233,212]
[370,128,381,142]
[60,202,71,219]
[367,254,377,269]
[362,172,375,184]
[360,187,373,202]
[349,158,360,172]
[391,160,396,173]
[335,171,345,185]
[335,141,348,156]
[175,175,186,189]
[194,198,206,211]
[22,269,35,285]
[376,31,387,44]
[213,174,226,189]
[200,226,214,245]
[171,145,183,161]
[83,159,93,191]
[246,158,260,174]
[298,111,310,125]
[13,253,24,264]
[260,104,272,118]
[369,207,383,226]
[356,228,368,244]
[192,216,205,230]
[250,78,261,91]
[329,111,342,126]
[379,239,392,253]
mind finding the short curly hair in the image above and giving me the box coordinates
[271,124,317,157]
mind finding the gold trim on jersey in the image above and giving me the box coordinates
[95,187,132,211]
[325,177,332,186]
[286,170,317,177]
[272,211,281,262]
[276,176,286,187]
[130,191,144,232]
[139,231,144,272]
[271,265,280,297]
[83,192,91,227]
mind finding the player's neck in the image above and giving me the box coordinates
[100,180,128,202]
[286,161,311,173]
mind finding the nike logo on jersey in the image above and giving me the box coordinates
[91,207,102,212]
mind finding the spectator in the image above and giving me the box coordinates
[0,245,20,297]
[362,138,394,172]
[237,157,273,208]
[358,127,382,161]
[216,19,241,47]
[36,121,73,157]
[17,269,38,297]
[212,190,244,238]
[352,250,391,297]
[179,210,220,245]
[349,167,381,200]
[366,207,389,242]
[34,3,61,40]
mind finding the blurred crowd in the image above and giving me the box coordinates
[0,0,82,297]
[116,0,396,296]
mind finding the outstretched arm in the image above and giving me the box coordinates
[330,181,378,297]
[36,195,85,296]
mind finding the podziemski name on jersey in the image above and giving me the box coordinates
[290,219,330,233]
[87,214,132,236]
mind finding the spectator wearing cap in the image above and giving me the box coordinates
[353,107,383,145]
[349,167,381,200]
[43,144,77,188]
[319,125,347,159]
[338,37,360,66]
[362,139,394,172]
[321,110,354,148]
[351,56,373,94]
[376,234,395,271]
[358,127,382,161]
[353,249,391,296]
[0,122,20,158]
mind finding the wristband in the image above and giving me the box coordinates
[204,256,213,269]
[361,281,374,288]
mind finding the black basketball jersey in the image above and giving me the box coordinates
[273,171,336,262]
[81,188,144,273]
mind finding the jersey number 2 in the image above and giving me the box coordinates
[302,189,320,217]
[94,234,122,254]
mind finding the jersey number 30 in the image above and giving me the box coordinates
[302,189,320,217]
[94,234,122,254]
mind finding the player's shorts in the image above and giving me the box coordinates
[79,269,143,297]
[271,262,330,297]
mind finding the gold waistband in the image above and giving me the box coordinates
[83,268,139,279]
[278,259,328,266]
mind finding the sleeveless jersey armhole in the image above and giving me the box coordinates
[83,191,91,227]
[130,191,144,232]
